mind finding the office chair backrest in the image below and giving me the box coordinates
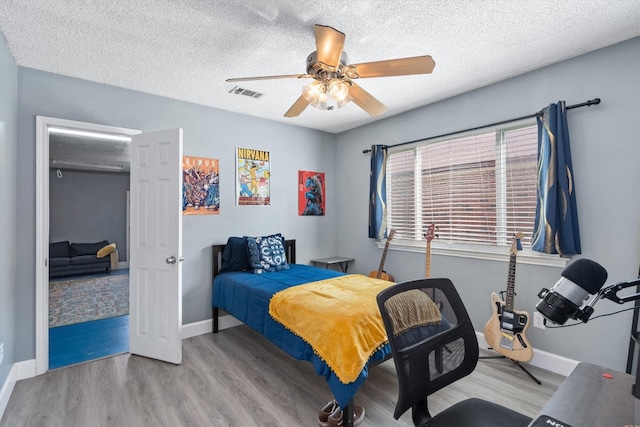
[377,278,479,421]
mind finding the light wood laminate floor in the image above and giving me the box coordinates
[1,325,564,426]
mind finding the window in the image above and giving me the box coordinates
[386,122,537,249]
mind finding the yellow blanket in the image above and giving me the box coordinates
[269,274,394,384]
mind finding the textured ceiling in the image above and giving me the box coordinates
[1,0,639,135]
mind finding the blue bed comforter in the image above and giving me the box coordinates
[212,264,392,407]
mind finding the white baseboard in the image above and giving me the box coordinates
[0,359,42,420]
[476,331,578,377]
[15,359,36,381]
[181,315,243,340]
[0,364,17,421]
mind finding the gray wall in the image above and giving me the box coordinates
[49,170,129,261]
[0,33,17,388]
[11,36,640,374]
[15,68,337,361]
[336,37,640,372]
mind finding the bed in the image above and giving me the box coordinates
[211,234,394,424]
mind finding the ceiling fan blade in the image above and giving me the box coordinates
[348,82,386,116]
[315,24,345,68]
[349,55,435,78]
[284,95,310,118]
[226,74,312,83]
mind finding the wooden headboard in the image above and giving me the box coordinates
[211,239,297,280]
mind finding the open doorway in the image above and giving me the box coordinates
[35,116,141,373]
[48,269,129,369]
[48,164,130,369]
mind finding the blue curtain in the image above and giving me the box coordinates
[531,101,581,255]
[368,145,388,239]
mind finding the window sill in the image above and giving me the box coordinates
[375,239,570,268]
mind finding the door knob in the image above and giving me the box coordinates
[166,256,177,264]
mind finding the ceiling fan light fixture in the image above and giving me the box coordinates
[314,90,328,110]
[343,65,359,79]
[336,94,352,109]
[329,79,352,108]
[302,81,323,102]
[302,81,329,110]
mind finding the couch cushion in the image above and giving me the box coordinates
[49,257,71,267]
[70,254,109,266]
[49,241,70,258]
[70,241,110,257]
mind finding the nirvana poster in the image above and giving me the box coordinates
[182,156,220,215]
[298,170,325,216]
[236,147,270,206]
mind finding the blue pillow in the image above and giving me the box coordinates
[245,233,290,274]
[219,237,252,273]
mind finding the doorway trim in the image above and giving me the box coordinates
[35,116,141,375]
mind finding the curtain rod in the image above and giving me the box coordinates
[362,98,601,154]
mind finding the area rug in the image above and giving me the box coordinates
[49,274,129,327]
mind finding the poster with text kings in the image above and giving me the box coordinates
[182,156,219,215]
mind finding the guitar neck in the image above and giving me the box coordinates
[425,242,431,278]
[377,241,390,278]
[505,252,517,311]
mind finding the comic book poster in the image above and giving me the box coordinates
[236,147,270,206]
[298,170,325,216]
[182,156,220,215]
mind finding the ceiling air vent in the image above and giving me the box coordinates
[229,86,263,99]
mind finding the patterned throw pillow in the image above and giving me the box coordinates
[245,233,290,274]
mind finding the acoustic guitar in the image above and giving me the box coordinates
[369,229,395,281]
[483,232,533,363]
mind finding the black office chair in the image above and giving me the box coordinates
[376,278,533,427]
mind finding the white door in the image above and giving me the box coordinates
[129,128,183,364]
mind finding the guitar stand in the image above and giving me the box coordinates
[479,354,542,385]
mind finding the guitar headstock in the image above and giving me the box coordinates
[510,232,524,255]
[386,229,396,242]
[424,224,437,243]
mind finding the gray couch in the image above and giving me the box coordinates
[49,240,113,278]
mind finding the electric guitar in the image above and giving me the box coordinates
[369,229,395,281]
[424,224,436,278]
[483,232,533,363]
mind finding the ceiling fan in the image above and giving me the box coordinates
[226,24,435,118]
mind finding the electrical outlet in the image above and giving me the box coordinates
[0,342,3,365]
[533,312,546,329]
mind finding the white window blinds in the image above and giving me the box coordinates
[387,123,537,248]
